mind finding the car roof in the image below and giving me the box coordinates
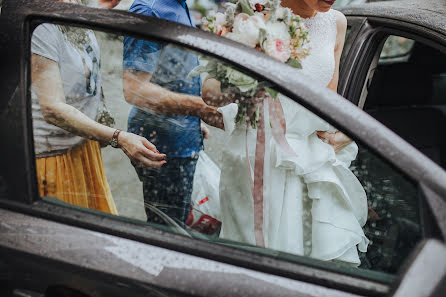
[340,0,446,37]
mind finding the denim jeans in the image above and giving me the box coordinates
[135,157,198,226]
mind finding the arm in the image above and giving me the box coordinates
[327,10,347,93]
[123,69,224,129]
[32,54,166,168]
[317,11,351,152]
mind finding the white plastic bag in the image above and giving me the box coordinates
[186,151,222,235]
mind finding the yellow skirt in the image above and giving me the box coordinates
[36,140,118,215]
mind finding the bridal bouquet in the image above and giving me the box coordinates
[190,0,311,128]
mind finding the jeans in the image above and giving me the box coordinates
[135,157,198,226]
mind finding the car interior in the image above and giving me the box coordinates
[353,36,446,273]
[365,38,446,169]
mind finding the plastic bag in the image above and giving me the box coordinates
[186,151,222,235]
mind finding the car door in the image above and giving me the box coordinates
[0,0,446,297]
[339,5,446,171]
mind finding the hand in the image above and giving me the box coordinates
[201,123,210,139]
[198,104,224,130]
[118,131,166,168]
[368,206,381,222]
[97,0,122,8]
[317,131,352,153]
[202,78,236,107]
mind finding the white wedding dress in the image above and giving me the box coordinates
[217,9,369,265]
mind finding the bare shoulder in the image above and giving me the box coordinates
[332,9,347,32]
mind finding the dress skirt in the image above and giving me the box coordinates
[35,140,118,215]
[218,99,369,265]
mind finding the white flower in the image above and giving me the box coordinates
[230,13,266,47]
[265,22,290,41]
[214,12,226,27]
[275,7,292,23]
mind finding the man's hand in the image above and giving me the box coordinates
[202,77,240,107]
[201,123,210,139]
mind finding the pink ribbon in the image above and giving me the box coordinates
[245,97,297,247]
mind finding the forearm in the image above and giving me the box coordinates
[126,83,204,115]
[123,70,206,116]
[42,102,115,143]
[123,70,224,128]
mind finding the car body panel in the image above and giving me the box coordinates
[341,0,446,37]
[0,208,367,297]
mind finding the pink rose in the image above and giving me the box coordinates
[265,39,291,63]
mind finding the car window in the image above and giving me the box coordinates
[29,22,425,281]
[364,35,446,170]
[379,36,415,62]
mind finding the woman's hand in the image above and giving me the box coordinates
[118,131,166,169]
[317,131,352,153]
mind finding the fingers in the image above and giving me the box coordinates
[141,137,159,153]
[138,138,166,161]
[136,158,166,169]
[140,146,166,161]
[201,123,210,139]
[120,132,166,168]
[316,131,330,139]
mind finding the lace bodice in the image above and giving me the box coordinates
[300,9,338,87]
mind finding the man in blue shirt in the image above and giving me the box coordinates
[122,0,221,226]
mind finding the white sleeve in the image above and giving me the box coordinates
[31,24,61,62]
[217,103,238,135]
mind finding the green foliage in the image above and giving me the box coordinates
[287,59,302,69]
[265,87,278,98]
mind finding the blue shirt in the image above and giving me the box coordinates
[123,0,202,157]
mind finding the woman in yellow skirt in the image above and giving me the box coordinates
[31,0,166,215]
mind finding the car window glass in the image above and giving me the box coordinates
[379,36,415,62]
[364,35,446,170]
[30,23,424,280]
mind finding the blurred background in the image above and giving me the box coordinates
[110,0,388,24]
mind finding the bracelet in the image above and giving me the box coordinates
[109,129,121,148]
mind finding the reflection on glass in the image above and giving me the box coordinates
[31,23,421,277]
[380,36,415,61]
[31,24,119,215]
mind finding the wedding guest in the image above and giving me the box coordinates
[31,0,166,214]
[122,0,222,225]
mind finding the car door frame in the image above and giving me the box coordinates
[1,0,446,296]
[339,14,446,106]
[339,10,446,235]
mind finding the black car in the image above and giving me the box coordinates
[0,0,445,296]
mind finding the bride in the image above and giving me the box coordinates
[203,0,369,265]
